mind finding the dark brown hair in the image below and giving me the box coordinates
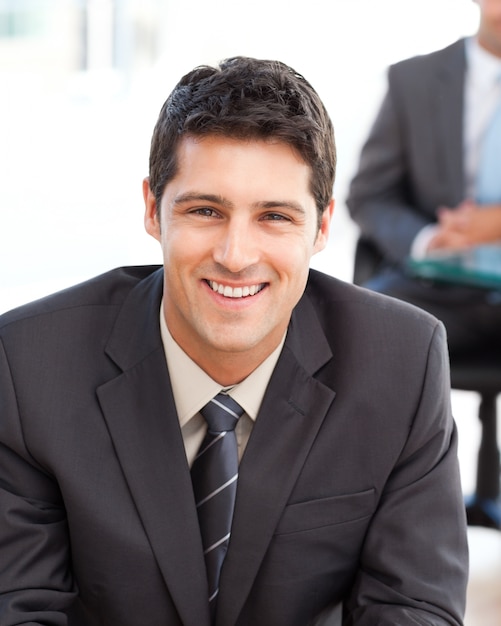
[149,56,336,225]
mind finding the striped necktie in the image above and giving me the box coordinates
[191,393,244,620]
[476,82,501,205]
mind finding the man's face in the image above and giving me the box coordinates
[475,0,501,57]
[144,135,332,381]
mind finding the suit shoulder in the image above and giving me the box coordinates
[0,265,162,333]
[389,38,465,81]
[306,269,442,335]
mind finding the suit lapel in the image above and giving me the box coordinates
[96,269,210,626]
[433,38,467,205]
[217,293,336,626]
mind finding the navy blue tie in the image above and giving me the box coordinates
[191,393,244,619]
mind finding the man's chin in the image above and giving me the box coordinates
[207,332,262,355]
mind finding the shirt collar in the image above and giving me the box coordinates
[467,36,501,88]
[159,301,286,425]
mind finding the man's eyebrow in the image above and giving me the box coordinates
[173,192,233,208]
[172,193,306,215]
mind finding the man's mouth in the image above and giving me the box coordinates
[207,280,266,298]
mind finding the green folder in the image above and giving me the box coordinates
[407,244,501,289]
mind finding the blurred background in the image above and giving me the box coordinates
[0,0,479,491]
[0,0,490,492]
[0,0,485,489]
[0,0,479,309]
[1,2,501,622]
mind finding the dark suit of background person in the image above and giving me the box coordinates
[0,57,467,625]
[346,0,501,359]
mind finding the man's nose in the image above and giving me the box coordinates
[213,220,260,273]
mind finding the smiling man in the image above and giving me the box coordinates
[0,57,467,625]
[143,135,330,385]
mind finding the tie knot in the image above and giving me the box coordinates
[200,393,244,433]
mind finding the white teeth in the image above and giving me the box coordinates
[208,281,264,298]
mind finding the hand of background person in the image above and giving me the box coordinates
[426,199,501,252]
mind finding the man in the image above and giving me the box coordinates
[346,0,501,357]
[0,56,467,625]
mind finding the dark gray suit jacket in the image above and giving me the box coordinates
[0,266,468,625]
[347,38,466,264]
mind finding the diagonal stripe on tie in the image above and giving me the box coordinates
[191,392,244,622]
[195,475,238,508]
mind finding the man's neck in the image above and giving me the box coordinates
[476,32,501,60]
[184,342,281,387]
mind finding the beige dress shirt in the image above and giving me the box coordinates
[159,304,286,466]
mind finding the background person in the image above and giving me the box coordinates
[346,0,501,358]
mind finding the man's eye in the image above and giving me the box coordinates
[262,213,290,221]
[192,207,218,217]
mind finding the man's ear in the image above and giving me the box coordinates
[143,177,161,241]
[313,199,335,254]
